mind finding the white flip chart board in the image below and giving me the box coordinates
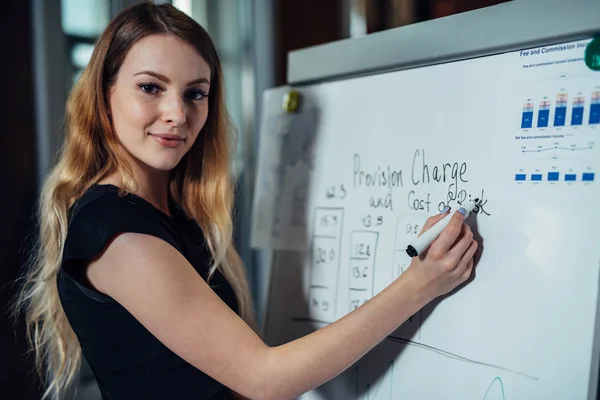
[251,16,600,400]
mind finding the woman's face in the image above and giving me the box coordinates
[108,34,211,172]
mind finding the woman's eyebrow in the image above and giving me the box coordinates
[187,77,210,86]
[133,70,210,86]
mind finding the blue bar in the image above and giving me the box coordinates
[582,173,595,182]
[571,107,584,125]
[565,174,577,181]
[537,109,549,127]
[590,104,600,125]
[515,174,526,181]
[548,172,559,181]
[554,107,566,126]
[531,174,542,181]
[521,112,533,129]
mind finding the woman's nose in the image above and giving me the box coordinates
[162,95,186,127]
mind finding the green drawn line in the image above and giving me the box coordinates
[482,376,506,400]
[353,364,504,400]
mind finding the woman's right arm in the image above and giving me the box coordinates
[86,209,476,400]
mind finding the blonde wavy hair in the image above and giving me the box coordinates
[12,3,254,399]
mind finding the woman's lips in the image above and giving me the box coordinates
[150,133,185,148]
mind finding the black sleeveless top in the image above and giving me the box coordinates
[57,184,237,400]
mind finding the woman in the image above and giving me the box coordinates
[14,2,478,400]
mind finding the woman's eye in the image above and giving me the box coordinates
[186,90,207,101]
[137,83,161,94]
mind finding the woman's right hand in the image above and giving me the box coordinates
[405,207,479,302]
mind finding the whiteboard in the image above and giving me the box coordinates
[253,36,600,399]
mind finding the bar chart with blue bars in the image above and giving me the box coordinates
[591,91,600,125]
[515,172,595,182]
[521,90,600,129]
[537,100,550,128]
[554,93,567,127]
[521,102,534,129]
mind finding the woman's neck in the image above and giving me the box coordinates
[100,167,171,216]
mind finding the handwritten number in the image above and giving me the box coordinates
[356,244,371,257]
[352,266,369,278]
[325,184,347,200]
[316,248,336,264]
[405,223,419,235]
[362,215,371,227]
[319,214,339,227]
[363,215,383,228]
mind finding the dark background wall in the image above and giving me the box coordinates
[0,1,41,399]
[273,0,346,86]
[271,0,508,86]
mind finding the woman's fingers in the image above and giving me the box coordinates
[457,240,478,278]
[447,223,474,263]
[462,259,474,281]
[428,210,466,256]
[418,207,451,236]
